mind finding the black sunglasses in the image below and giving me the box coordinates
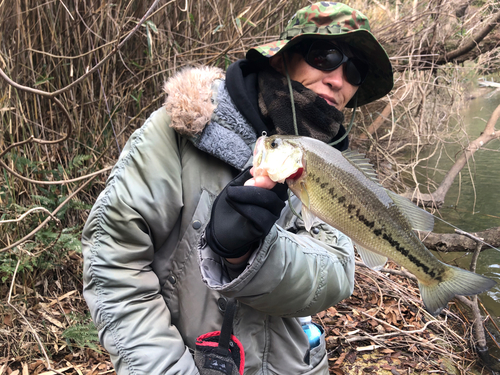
[303,41,368,86]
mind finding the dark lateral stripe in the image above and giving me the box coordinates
[309,171,441,281]
[381,233,439,280]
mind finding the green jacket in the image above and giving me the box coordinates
[82,66,355,375]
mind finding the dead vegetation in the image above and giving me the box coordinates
[324,259,500,375]
[1,0,500,374]
[2,253,499,375]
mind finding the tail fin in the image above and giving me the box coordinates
[419,265,496,316]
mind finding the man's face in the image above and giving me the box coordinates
[270,46,359,111]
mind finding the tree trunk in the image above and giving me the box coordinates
[419,226,500,252]
[436,10,500,64]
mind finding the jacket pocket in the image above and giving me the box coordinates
[301,350,328,375]
[307,323,327,372]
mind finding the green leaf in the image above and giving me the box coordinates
[62,318,100,352]
[240,17,256,27]
[145,20,158,34]
[130,61,144,69]
[35,76,54,86]
[235,17,242,33]
[71,154,91,169]
[212,24,224,34]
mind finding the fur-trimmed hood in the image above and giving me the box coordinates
[163,66,257,170]
[163,66,225,137]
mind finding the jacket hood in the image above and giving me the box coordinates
[163,66,257,171]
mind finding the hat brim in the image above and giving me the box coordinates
[246,30,393,107]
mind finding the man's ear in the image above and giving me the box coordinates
[269,54,285,74]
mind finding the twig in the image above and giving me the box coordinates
[58,0,74,20]
[355,260,417,281]
[7,260,64,375]
[0,173,100,253]
[361,311,441,337]
[0,207,59,225]
[356,267,385,310]
[480,301,500,335]
[454,231,489,354]
[0,155,112,185]
[453,229,484,271]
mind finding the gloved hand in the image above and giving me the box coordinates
[205,167,288,259]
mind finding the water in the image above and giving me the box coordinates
[414,92,500,350]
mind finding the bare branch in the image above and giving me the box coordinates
[0,0,162,99]
[0,160,112,185]
[0,172,100,253]
[0,0,161,185]
[0,207,60,225]
[0,94,73,158]
[438,9,500,63]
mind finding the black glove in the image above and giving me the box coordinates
[206,167,288,259]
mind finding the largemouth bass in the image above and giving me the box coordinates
[253,134,496,315]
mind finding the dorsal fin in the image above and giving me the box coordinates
[342,150,380,184]
[386,190,435,232]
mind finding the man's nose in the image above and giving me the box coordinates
[323,64,345,89]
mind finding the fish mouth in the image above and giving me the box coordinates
[253,136,267,177]
[252,135,304,183]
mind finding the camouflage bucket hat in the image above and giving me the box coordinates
[246,2,393,107]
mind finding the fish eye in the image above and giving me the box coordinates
[270,138,282,149]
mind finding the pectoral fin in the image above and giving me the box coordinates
[299,182,316,232]
[302,205,316,232]
[356,244,388,270]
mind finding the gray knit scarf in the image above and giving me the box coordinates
[257,67,344,143]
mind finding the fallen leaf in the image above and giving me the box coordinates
[40,311,64,329]
[38,366,72,375]
[327,306,338,316]
[4,314,12,327]
[334,352,347,366]
[346,351,357,364]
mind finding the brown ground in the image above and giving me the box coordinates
[0,254,497,375]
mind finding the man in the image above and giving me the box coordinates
[81,2,393,374]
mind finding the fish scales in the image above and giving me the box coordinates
[253,134,496,315]
[291,139,447,285]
